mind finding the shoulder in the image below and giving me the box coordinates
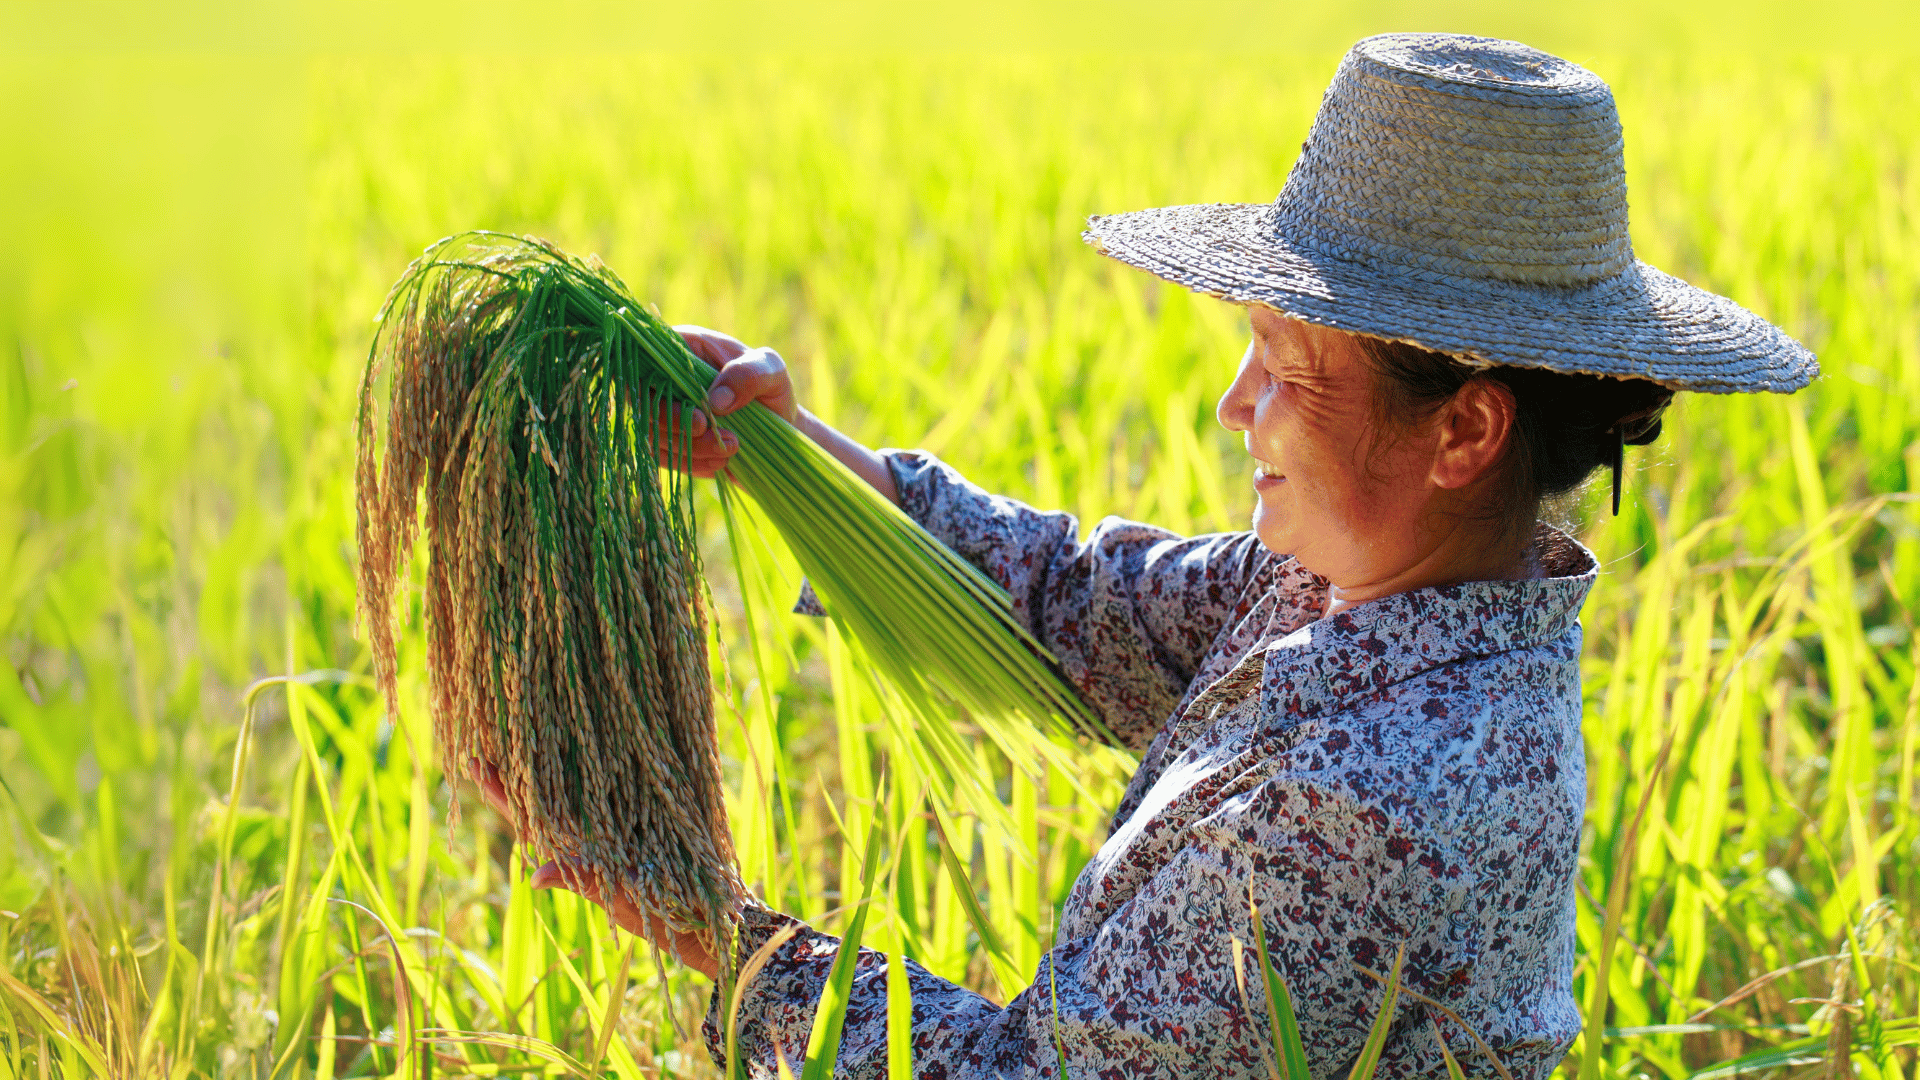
[1212,611,1589,880]
[1257,638,1586,814]
[1181,643,1586,945]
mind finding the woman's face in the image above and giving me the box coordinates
[1216,307,1433,584]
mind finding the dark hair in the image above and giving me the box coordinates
[1355,335,1673,532]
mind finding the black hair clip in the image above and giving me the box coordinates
[1609,425,1625,517]
[1608,391,1671,519]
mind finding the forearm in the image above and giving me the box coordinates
[793,407,900,506]
[875,450,1283,749]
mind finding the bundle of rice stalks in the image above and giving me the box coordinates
[356,232,1100,957]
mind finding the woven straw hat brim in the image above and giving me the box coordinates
[1085,202,1817,395]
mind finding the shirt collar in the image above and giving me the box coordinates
[1258,524,1597,722]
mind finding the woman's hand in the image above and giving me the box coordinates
[662,325,799,478]
[475,768,721,981]
[662,323,902,504]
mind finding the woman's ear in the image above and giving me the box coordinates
[1429,378,1516,490]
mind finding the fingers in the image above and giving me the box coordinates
[654,335,795,469]
[706,347,797,424]
[705,348,783,416]
[650,400,739,478]
[527,858,723,979]
[529,860,654,938]
[673,324,748,371]
[475,764,514,824]
[528,859,577,892]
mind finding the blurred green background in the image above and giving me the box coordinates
[2,2,1917,1078]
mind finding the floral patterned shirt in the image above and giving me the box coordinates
[704,450,1595,1080]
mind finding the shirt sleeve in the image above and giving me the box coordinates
[859,449,1273,751]
[698,777,1466,1080]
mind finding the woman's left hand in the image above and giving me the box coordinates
[476,769,721,980]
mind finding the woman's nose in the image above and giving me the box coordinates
[1216,389,1245,433]
[1217,343,1258,433]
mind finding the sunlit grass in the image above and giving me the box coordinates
[0,46,1916,1080]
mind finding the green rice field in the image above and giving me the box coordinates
[2,7,1917,1078]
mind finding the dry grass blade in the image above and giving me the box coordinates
[1355,964,1515,1080]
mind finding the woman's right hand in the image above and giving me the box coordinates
[663,325,799,478]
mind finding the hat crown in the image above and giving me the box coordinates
[1269,33,1633,290]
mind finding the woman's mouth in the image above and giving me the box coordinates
[1252,456,1285,491]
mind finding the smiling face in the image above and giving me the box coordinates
[1215,307,1443,589]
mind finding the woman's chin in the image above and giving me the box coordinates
[1249,503,1293,555]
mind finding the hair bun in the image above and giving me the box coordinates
[1623,416,1664,446]
[1616,390,1674,447]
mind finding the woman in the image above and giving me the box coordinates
[492,32,1815,1079]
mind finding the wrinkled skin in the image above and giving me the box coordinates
[1217,306,1532,615]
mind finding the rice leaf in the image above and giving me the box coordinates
[929,808,1024,998]
[531,908,646,1080]
[416,1030,596,1078]
[1357,969,1515,1080]
[726,923,807,1080]
[1046,949,1071,1078]
[0,969,112,1076]
[265,851,339,1080]
[1346,944,1405,1080]
[886,948,914,1080]
[883,837,917,1080]
[315,1006,337,1080]
[801,816,885,1080]
[1247,898,1310,1080]
[589,942,633,1076]
[1579,726,1677,1080]
[1231,937,1284,1080]
[1685,1018,1920,1080]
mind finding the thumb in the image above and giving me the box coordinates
[530,858,595,895]
[707,347,795,423]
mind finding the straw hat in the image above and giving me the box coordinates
[1083,33,1817,395]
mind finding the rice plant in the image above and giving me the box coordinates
[357,229,1107,964]
[0,38,1915,1080]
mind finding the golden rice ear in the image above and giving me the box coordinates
[357,233,745,951]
